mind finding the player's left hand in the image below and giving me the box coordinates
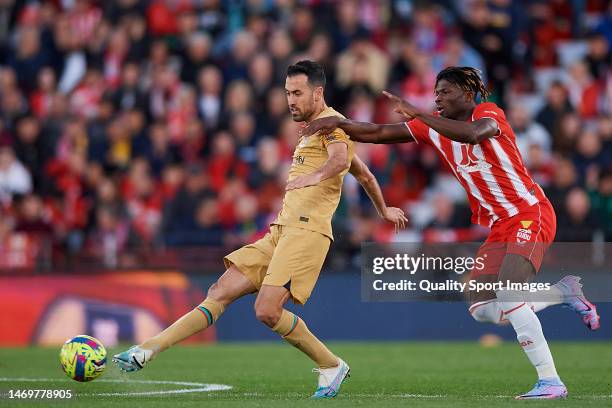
[300,116,340,137]
[383,91,419,120]
[285,174,320,191]
[382,207,408,233]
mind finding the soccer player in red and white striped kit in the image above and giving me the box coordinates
[302,66,600,400]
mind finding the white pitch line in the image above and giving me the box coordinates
[0,377,232,396]
[343,393,447,398]
[379,394,447,398]
[79,386,231,397]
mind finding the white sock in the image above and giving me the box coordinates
[529,283,564,313]
[498,297,559,380]
[469,300,503,324]
[315,360,344,387]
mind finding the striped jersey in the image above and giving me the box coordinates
[405,102,548,227]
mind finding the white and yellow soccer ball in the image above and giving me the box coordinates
[59,335,107,382]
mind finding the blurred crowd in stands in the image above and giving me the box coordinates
[0,0,610,270]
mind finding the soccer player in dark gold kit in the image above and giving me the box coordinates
[113,60,407,399]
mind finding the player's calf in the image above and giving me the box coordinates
[112,267,256,373]
[256,285,349,397]
[113,297,226,372]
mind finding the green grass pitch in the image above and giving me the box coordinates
[1,342,611,407]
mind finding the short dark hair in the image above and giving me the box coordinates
[286,60,326,88]
[436,66,490,101]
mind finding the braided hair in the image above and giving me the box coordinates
[435,67,490,101]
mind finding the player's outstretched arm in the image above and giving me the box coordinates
[349,154,408,232]
[285,142,349,190]
[301,117,413,144]
[383,91,499,145]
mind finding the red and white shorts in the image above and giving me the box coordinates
[470,200,556,279]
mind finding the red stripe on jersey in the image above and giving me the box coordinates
[479,140,524,207]
[458,145,513,220]
[436,134,500,226]
[500,136,537,195]
[443,136,506,224]
[489,137,539,208]
[436,134,468,190]
[410,102,548,227]
[477,104,540,210]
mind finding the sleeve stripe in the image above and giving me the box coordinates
[404,122,419,144]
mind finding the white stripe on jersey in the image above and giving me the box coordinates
[428,129,499,225]
[471,144,519,217]
[489,138,538,207]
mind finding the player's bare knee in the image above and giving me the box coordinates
[498,253,535,283]
[206,281,232,305]
[206,281,221,299]
[206,267,256,306]
[254,302,281,327]
[206,281,219,297]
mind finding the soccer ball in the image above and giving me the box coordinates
[59,335,107,382]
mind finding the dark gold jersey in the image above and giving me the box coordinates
[272,107,354,240]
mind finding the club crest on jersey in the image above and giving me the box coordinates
[457,144,492,173]
[516,227,532,244]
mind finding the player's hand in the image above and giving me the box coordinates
[285,174,320,191]
[301,116,340,137]
[382,206,408,233]
[382,91,419,120]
